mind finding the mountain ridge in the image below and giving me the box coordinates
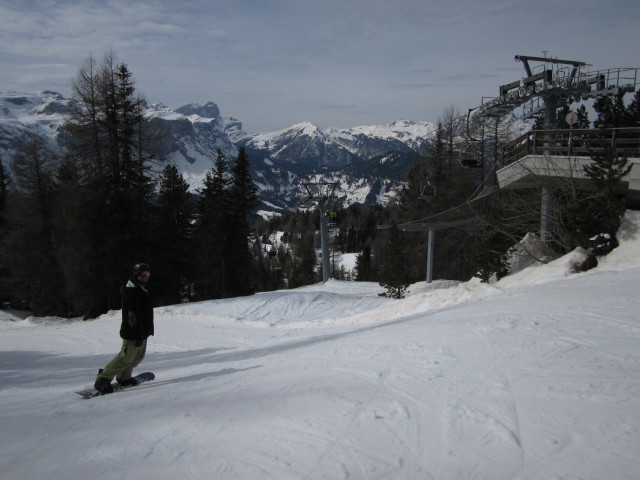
[0,91,436,214]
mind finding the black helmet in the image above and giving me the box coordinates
[132,263,151,275]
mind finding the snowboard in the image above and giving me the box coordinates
[76,372,155,399]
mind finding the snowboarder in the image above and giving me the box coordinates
[94,263,155,394]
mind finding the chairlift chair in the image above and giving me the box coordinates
[418,180,437,202]
[459,144,483,168]
[325,209,338,227]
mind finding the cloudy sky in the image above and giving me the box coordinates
[1,0,638,134]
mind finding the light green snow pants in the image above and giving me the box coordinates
[96,338,147,382]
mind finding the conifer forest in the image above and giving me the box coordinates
[1,53,639,317]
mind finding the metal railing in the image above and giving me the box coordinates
[500,127,640,167]
[480,67,640,119]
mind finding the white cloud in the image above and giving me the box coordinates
[1,0,639,133]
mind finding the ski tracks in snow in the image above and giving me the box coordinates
[284,319,528,480]
[300,341,437,480]
[195,312,535,480]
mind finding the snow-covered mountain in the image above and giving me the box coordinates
[0,91,67,163]
[242,120,433,169]
[142,102,241,185]
[0,91,240,182]
[244,121,434,214]
[0,91,436,214]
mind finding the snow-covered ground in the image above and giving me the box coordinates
[2,212,640,480]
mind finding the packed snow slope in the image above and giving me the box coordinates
[2,212,640,480]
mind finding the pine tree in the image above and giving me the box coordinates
[289,232,317,288]
[194,148,230,299]
[0,157,9,306]
[627,89,640,126]
[432,122,446,179]
[377,223,409,299]
[51,155,93,316]
[1,139,67,315]
[468,192,512,282]
[66,55,105,170]
[153,164,195,305]
[440,105,462,174]
[576,105,591,129]
[0,156,9,213]
[593,94,628,128]
[61,51,154,317]
[570,147,631,255]
[354,244,376,281]
[225,147,260,296]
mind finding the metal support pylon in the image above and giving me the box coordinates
[300,182,339,283]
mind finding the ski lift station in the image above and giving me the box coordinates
[484,55,640,241]
[394,55,640,282]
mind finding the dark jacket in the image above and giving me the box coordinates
[120,277,154,341]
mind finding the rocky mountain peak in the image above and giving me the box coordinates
[175,102,221,120]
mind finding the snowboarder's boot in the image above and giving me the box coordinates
[94,370,114,394]
[116,376,139,387]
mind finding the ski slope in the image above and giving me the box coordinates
[1,212,640,480]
